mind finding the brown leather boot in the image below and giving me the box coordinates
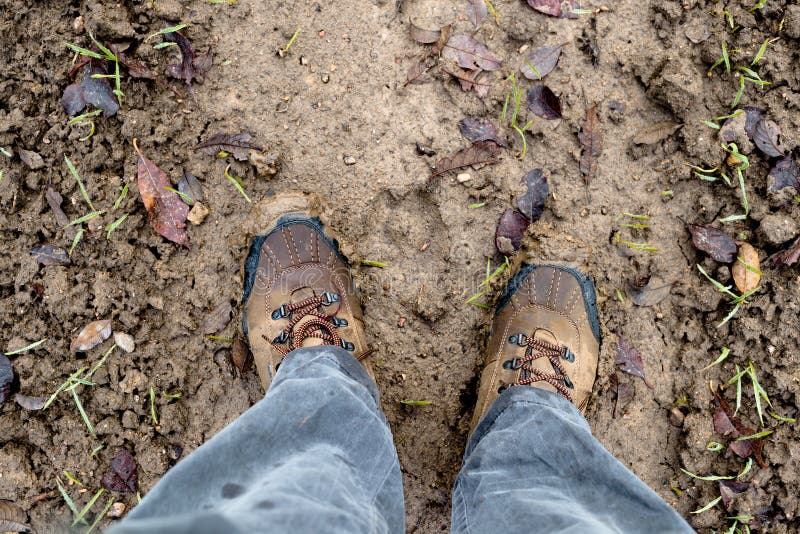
[471,263,601,433]
[242,193,372,390]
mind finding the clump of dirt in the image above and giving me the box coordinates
[1,0,799,532]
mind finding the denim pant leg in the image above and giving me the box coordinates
[452,387,693,534]
[110,346,404,534]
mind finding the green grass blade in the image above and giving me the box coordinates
[56,478,82,522]
[105,213,129,239]
[71,388,96,438]
[691,495,722,514]
[86,496,115,534]
[66,210,106,228]
[224,164,251,202]
[5,337,47,355]
[72,488,104,526]
[64,155,95,210]
[65,42,104,60]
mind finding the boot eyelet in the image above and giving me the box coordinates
[508,333,527,346]
[497,384,509,394]
[273,331,288,344]
[562,347,575,362]
[332,317,348,327]
[271,304,290,320]
[341,340,355,351]
[321,292,340,305]
[502,358,523,370]
[563,375,574,389]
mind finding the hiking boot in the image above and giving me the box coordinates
[471,263,601,432]
[242,193,373,390]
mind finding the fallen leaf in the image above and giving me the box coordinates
[45,187,70,226]
[520,45,562,80]
[17,149,44,170]
[0,500,30,533]
[752,119,784,157]
[201,301,233,334]
[719,480,750,510]
[627,277,672,306]
[579,103,602,198]
[30,244,71,266]
[526,0,579,18]
[516,169,548,222]
[409,23,441,44]
[101,448,138,493]
[526,85,562,119]
[231,338,252,373]
[442,34,502,71]
[164,31,212,85]
[14,394,47,411]
[466,0,489,27]
[71,320,112,352]
[443,66,492,97]
[110,45,157,79]
[614,336,653,388]
[767,155,799,193]
[61,66,119,117]
[495,208,529,254]
[713,407,737,436]
[178,170,204,205]
[195,133,264,162]
[688,224,738,263]
[113,332,135,353]
[406,60,434,85]
[771,237,800,268]
[432,140,501,179]
[458,117,504,145]
[711,387,766,467]
[742,107,766,140]
[134,139,190,246]
[610,373,634,418]
[731,242,760,294]
[632,121,681,145]
[0,354,12,404]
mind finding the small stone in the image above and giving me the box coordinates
[758,213,799,246]
[250,149,282,178]
[299,55,309,65]
[113,332,135,353]
[668,407,685,427]
[419,242,429,252]
[343,155,356,165]
[456,173,471,183]
[73,15,85,33]
[321,73,330,83]
[187,202,210,225]
[107,502,126,518]
[397,317,407,328]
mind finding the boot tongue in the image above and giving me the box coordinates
[523,328,560,395]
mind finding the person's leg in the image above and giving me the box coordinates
[451,386,692,533]
[111,346,404,534]
[453,264,691,533]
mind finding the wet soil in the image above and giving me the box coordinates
[1,0,800,531]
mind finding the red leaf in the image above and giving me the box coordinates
[526,0,579,18]
[713,407,737,436]
[495,208,530,254]
[466,0,489,27]
[458,117,504,145]
[101,448,138,493]
[614,336,653,388]
[521,45,562,80]
[516,169,548,222]
[771,237,800,268]
[134,139,190,246]
[767,155,799,193]
[688,224,738,263]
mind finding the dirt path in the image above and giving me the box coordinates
[1,0,799,531]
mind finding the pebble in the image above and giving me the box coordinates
[321,73,330,83]
[188,202,210,225]
[343,155,357,165]
[113,332,135,353]
[107,502,126,518]
[456,173,471,183]
[668,407,685,427]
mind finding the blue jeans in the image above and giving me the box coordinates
[111,347,692,533]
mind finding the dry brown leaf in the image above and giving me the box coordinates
[71,319,112,352]
[431,140,501,179]
[0,500,30,533]
[731,242,760,294]
[134,139,190,246]
[578,103,602,201]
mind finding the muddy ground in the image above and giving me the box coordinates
[2,0,800,531]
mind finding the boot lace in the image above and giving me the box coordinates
[267,292,370,360]
[503,334,575,401]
